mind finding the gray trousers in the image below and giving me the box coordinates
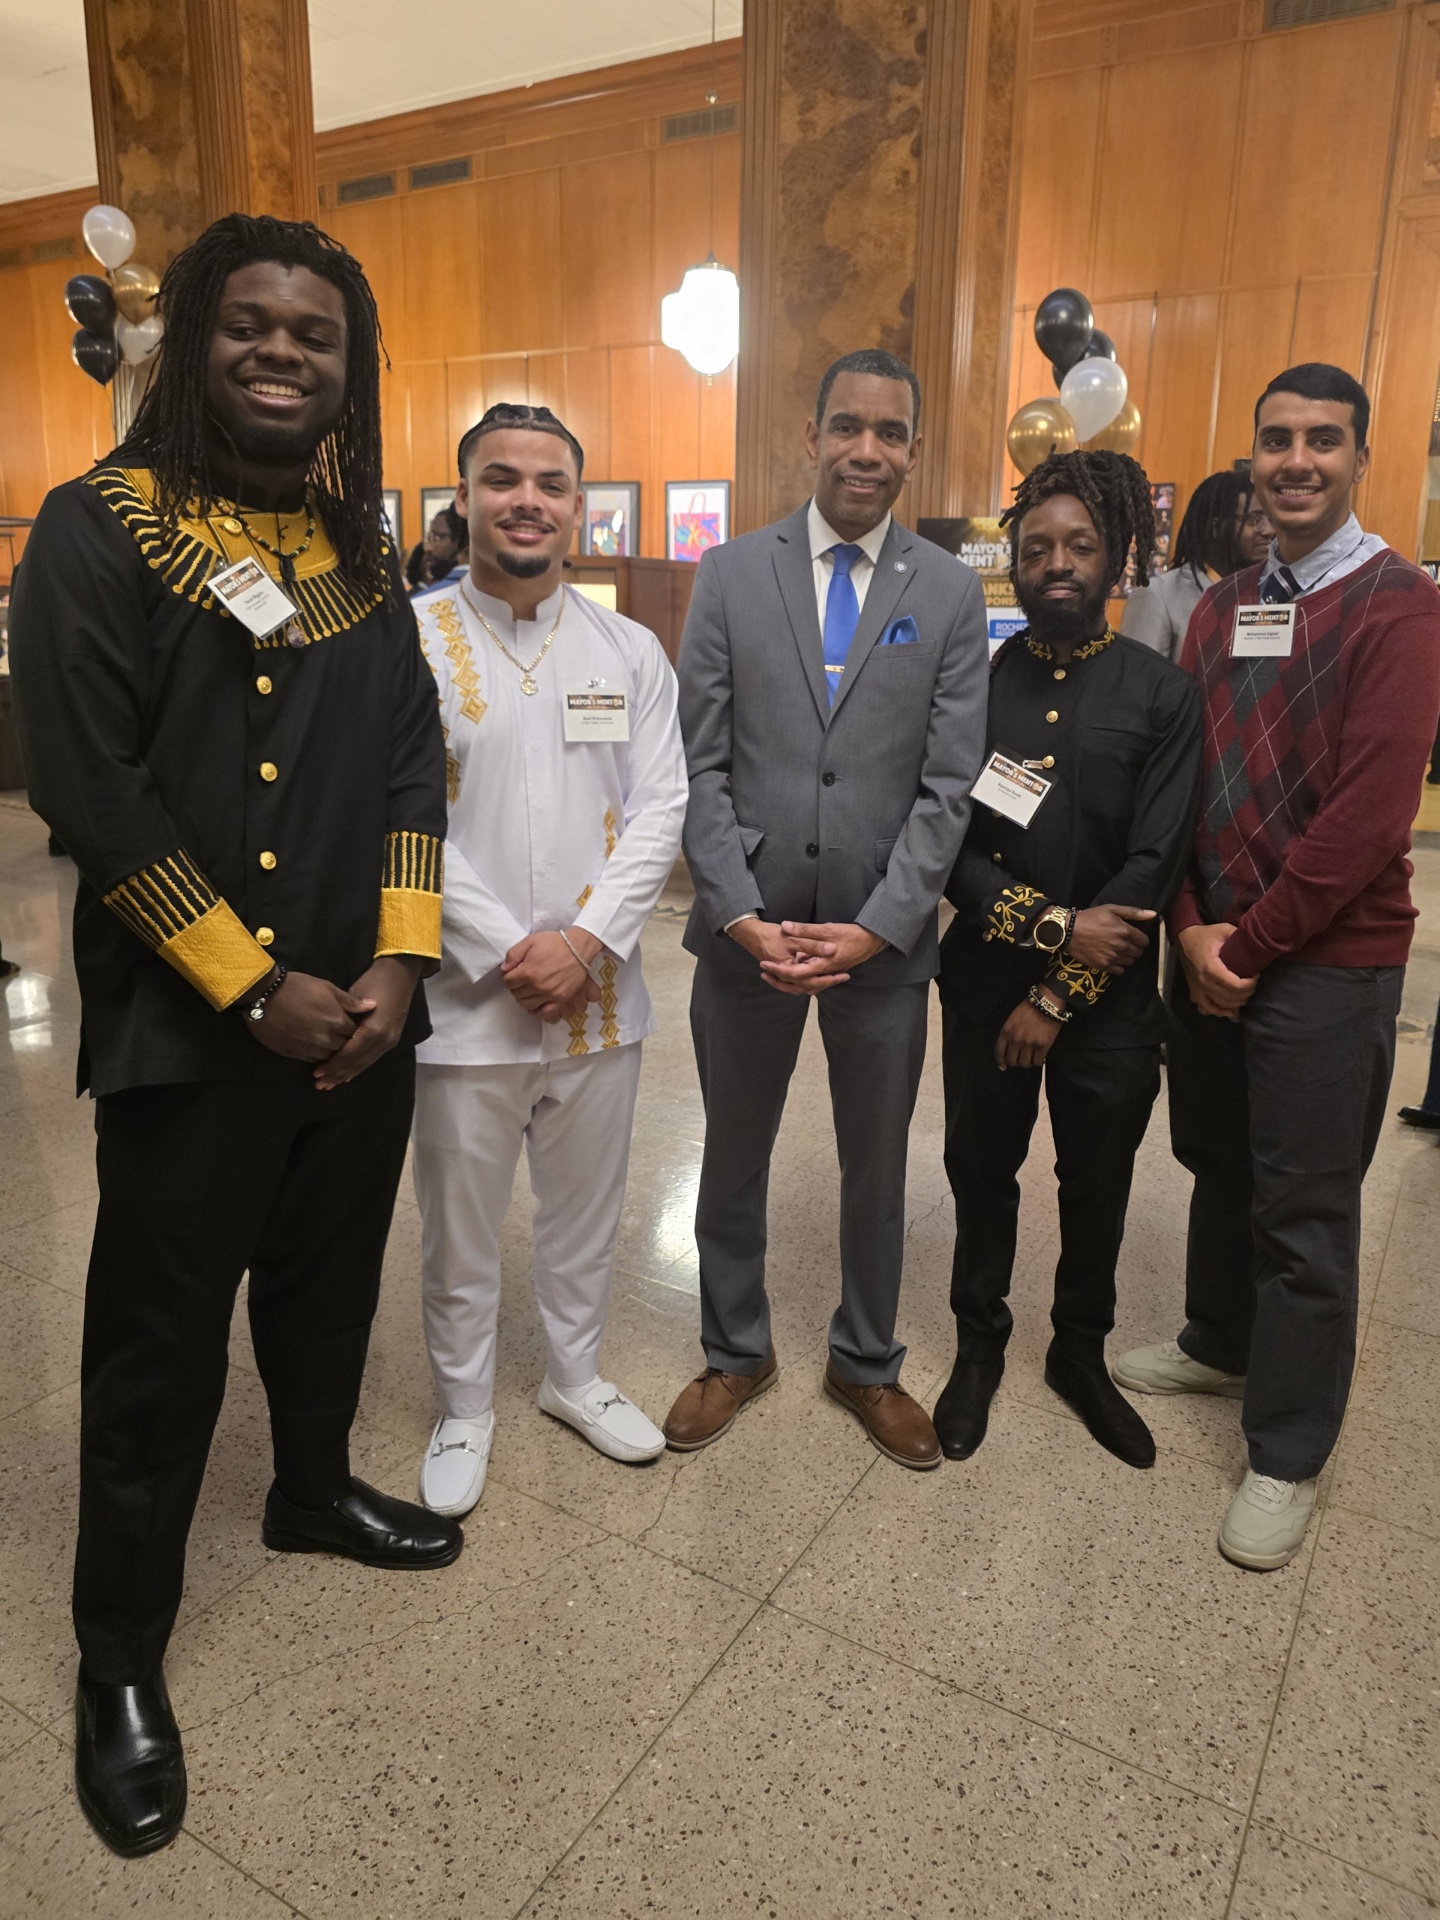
[689,955,929,1383]
[1168,960,1402,1481]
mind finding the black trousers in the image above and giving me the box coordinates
[690,957,929,1383]
[74,1048,415,1684]
[941,994,1161,1361]
[1168,961,1400,1481]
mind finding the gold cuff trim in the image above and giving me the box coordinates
[383,830,444,896]
[984,883,1045,946]
[375,888,443,960]
[164,903,272,1008]
[1047,953,1111,1007]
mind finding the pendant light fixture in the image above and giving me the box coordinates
[660,3,739,378]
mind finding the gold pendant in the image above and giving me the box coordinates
[520,673,539,695]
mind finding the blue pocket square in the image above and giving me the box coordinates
[879,615,920,647]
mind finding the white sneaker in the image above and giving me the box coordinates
[537,1375,666,1463]
[1218,1470,1317,1570]
[419,1413,494,1516]
[1113,1339,1246,1399]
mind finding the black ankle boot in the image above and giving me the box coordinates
[1044,1346,1155,1469]
[75,1668,186,1856]
[933,1351,1005,1460]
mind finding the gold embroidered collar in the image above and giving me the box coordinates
[1024,627,1115,664]
[88,464,387,648]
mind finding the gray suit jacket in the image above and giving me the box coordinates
[679,501,990,986]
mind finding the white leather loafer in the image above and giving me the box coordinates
[537,1375,665,1463]
[419,1413,494,1517]
[1218,1470,1317,1570]
[1113,1339,1246,1399]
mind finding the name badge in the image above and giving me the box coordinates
[208,556,300,640]
[1232,603,1295,658]
[563,688,630,742]
[970,750,1051,828]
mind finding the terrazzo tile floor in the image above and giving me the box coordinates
[0,788,1437,1918]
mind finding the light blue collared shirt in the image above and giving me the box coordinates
[1259,511,1387,599]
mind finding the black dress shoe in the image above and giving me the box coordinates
[933,1352,1005,1460]
[1398,1106,1440,1131]
[262,1477,464,1568]
[1044,1347,1155,1469]
[75,1668,186,1857]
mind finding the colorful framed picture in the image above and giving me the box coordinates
[381,489,402,551]
[666,481,729,564]
[579,483,640,558]
[420,487,459,545]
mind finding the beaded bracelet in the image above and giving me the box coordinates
[1027,982,1072,1024]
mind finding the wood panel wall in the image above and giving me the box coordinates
[0,44,741,573]
[1008,0,1440,558]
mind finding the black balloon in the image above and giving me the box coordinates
[1083,329,1118,362]
[72,326,119,386]
[1034,287,1094,377]
[64,273,115,333]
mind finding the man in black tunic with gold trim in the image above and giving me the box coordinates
[933,451,1202,1472]
[9,214,459,1857]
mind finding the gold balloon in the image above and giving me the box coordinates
[112,262,160,324]
[1083,396,1142,456]
[1006,398,1077,475]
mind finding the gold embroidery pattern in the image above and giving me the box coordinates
[603,806,619,859]
[1025,627,1115,664]
[87,467,385,647]
[382,831,444,895]
[430,597,487,723]
[416,626,463,803]
[375,831,444,960]
[1049,954,1111,1005]
[565,1006,591,1057]
[598,955,620,1049]
[984,883,1044,946]
[105,850,218,946]
[104,851,269,1009]
[575,885,593,909]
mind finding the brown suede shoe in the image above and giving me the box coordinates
[823,1361,942,1470]
[663,1350,778,1451]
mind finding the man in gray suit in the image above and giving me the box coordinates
[663,349,989,1469]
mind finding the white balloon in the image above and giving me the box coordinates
[82,203,136,271]
[1059,357,1128,444]
[116,315,163,364]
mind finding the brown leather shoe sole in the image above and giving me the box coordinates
[823,1373,943,1471]
[663,1360,778,1452]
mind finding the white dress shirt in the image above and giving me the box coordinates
[413,579,687,1065]
[1259,511,1387,599]
[808,497,892,628]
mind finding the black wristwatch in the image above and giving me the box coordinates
[242,964,287,1022]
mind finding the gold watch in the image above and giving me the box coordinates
[1031,906,1073,954]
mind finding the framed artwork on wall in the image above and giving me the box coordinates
[381,490,402,552]
[666,481,730,563]
[579,483,640,558]
[420,486,459,542]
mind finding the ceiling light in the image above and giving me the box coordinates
[661,254,739,378]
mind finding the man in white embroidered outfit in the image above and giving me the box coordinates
[411,403,687,1514]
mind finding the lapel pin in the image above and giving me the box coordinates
[894,561,907,573]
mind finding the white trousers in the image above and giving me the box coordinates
[412,1045,643,1418]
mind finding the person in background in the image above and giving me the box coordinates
[663,349,989,1472]
[1398,1011,1440,1130]
[1120,470,1272,662]
[411,403,686,1516]
[1116,363,1440,1570]
[405,504,469,596]
[934,450,1201,1469]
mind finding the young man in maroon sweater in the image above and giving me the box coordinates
[1117,363,1440,1570]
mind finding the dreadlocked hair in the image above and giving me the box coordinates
[118,213,391,599]
[1000,448,1157,590]
[1171,468,1251,579]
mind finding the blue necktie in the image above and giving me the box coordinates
[822,544,863,708]
[1260,564,1300,604]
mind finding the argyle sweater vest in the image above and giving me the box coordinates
[1169,550,1440,975]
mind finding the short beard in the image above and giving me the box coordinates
[215,415,326,471]
[1017,575,1111,648]
[496,550,552,580]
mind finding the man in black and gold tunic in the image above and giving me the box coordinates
[10,214,458,1857]
[934,451,1202,1471]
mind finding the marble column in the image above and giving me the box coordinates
[83,0,317,271]
[735,0,1032,530]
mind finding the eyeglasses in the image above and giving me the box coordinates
[1240,512,1273,532]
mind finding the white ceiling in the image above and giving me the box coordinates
[0,0,742,207]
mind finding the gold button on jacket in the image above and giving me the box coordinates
[256,676,272,695]
[259,761,278,781]
[256,926,275,946]
[259,851,277,870]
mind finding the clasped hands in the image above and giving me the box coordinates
[501,927,604,1023]
[244,954,423,1091]
[995,902,1157,1072]
[729,916,886,994]
[1176,922,1257,1022]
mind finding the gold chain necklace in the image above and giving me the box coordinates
[460,580,565,695]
